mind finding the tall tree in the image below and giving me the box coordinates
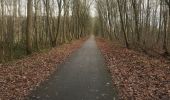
[26,0,33,54]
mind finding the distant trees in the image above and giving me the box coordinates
[95,0,170,56]
[0,0,91,62]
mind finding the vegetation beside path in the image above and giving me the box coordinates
[97,38,170,100]
[0,38,85,100]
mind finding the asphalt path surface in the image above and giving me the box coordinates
[28,35,117,100]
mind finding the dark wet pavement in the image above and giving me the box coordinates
[28,35,117,100]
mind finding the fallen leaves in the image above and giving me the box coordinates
[0,38,85,100]
[96,38,170,100]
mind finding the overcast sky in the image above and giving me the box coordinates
[90,4,96,17]
[15,0,97,17]
[90,0,97,17]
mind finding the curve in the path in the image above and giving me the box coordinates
[28,35,117,100]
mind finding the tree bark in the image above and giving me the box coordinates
[26,0,33,54]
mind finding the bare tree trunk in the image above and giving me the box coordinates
[26,0,33,54]
[117,0,129,48]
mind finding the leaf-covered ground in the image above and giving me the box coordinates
[96,38,170,100]
[0,38,85,100]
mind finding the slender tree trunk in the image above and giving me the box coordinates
[117,0,129,48]
[26,0,33,54]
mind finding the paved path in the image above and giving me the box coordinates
[28,36,117,100]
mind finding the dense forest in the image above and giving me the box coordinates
[0,0,91,62]
[1,0,170,62]
[95,0,170,57]
[0,0,170,99]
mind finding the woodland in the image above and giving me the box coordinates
[0,0,170,99]
[95,0,170,57]
[0,0,91,62]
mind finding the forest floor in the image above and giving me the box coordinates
[1,36,170,100]
[0,38,85,100]
[96,38,170,100]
